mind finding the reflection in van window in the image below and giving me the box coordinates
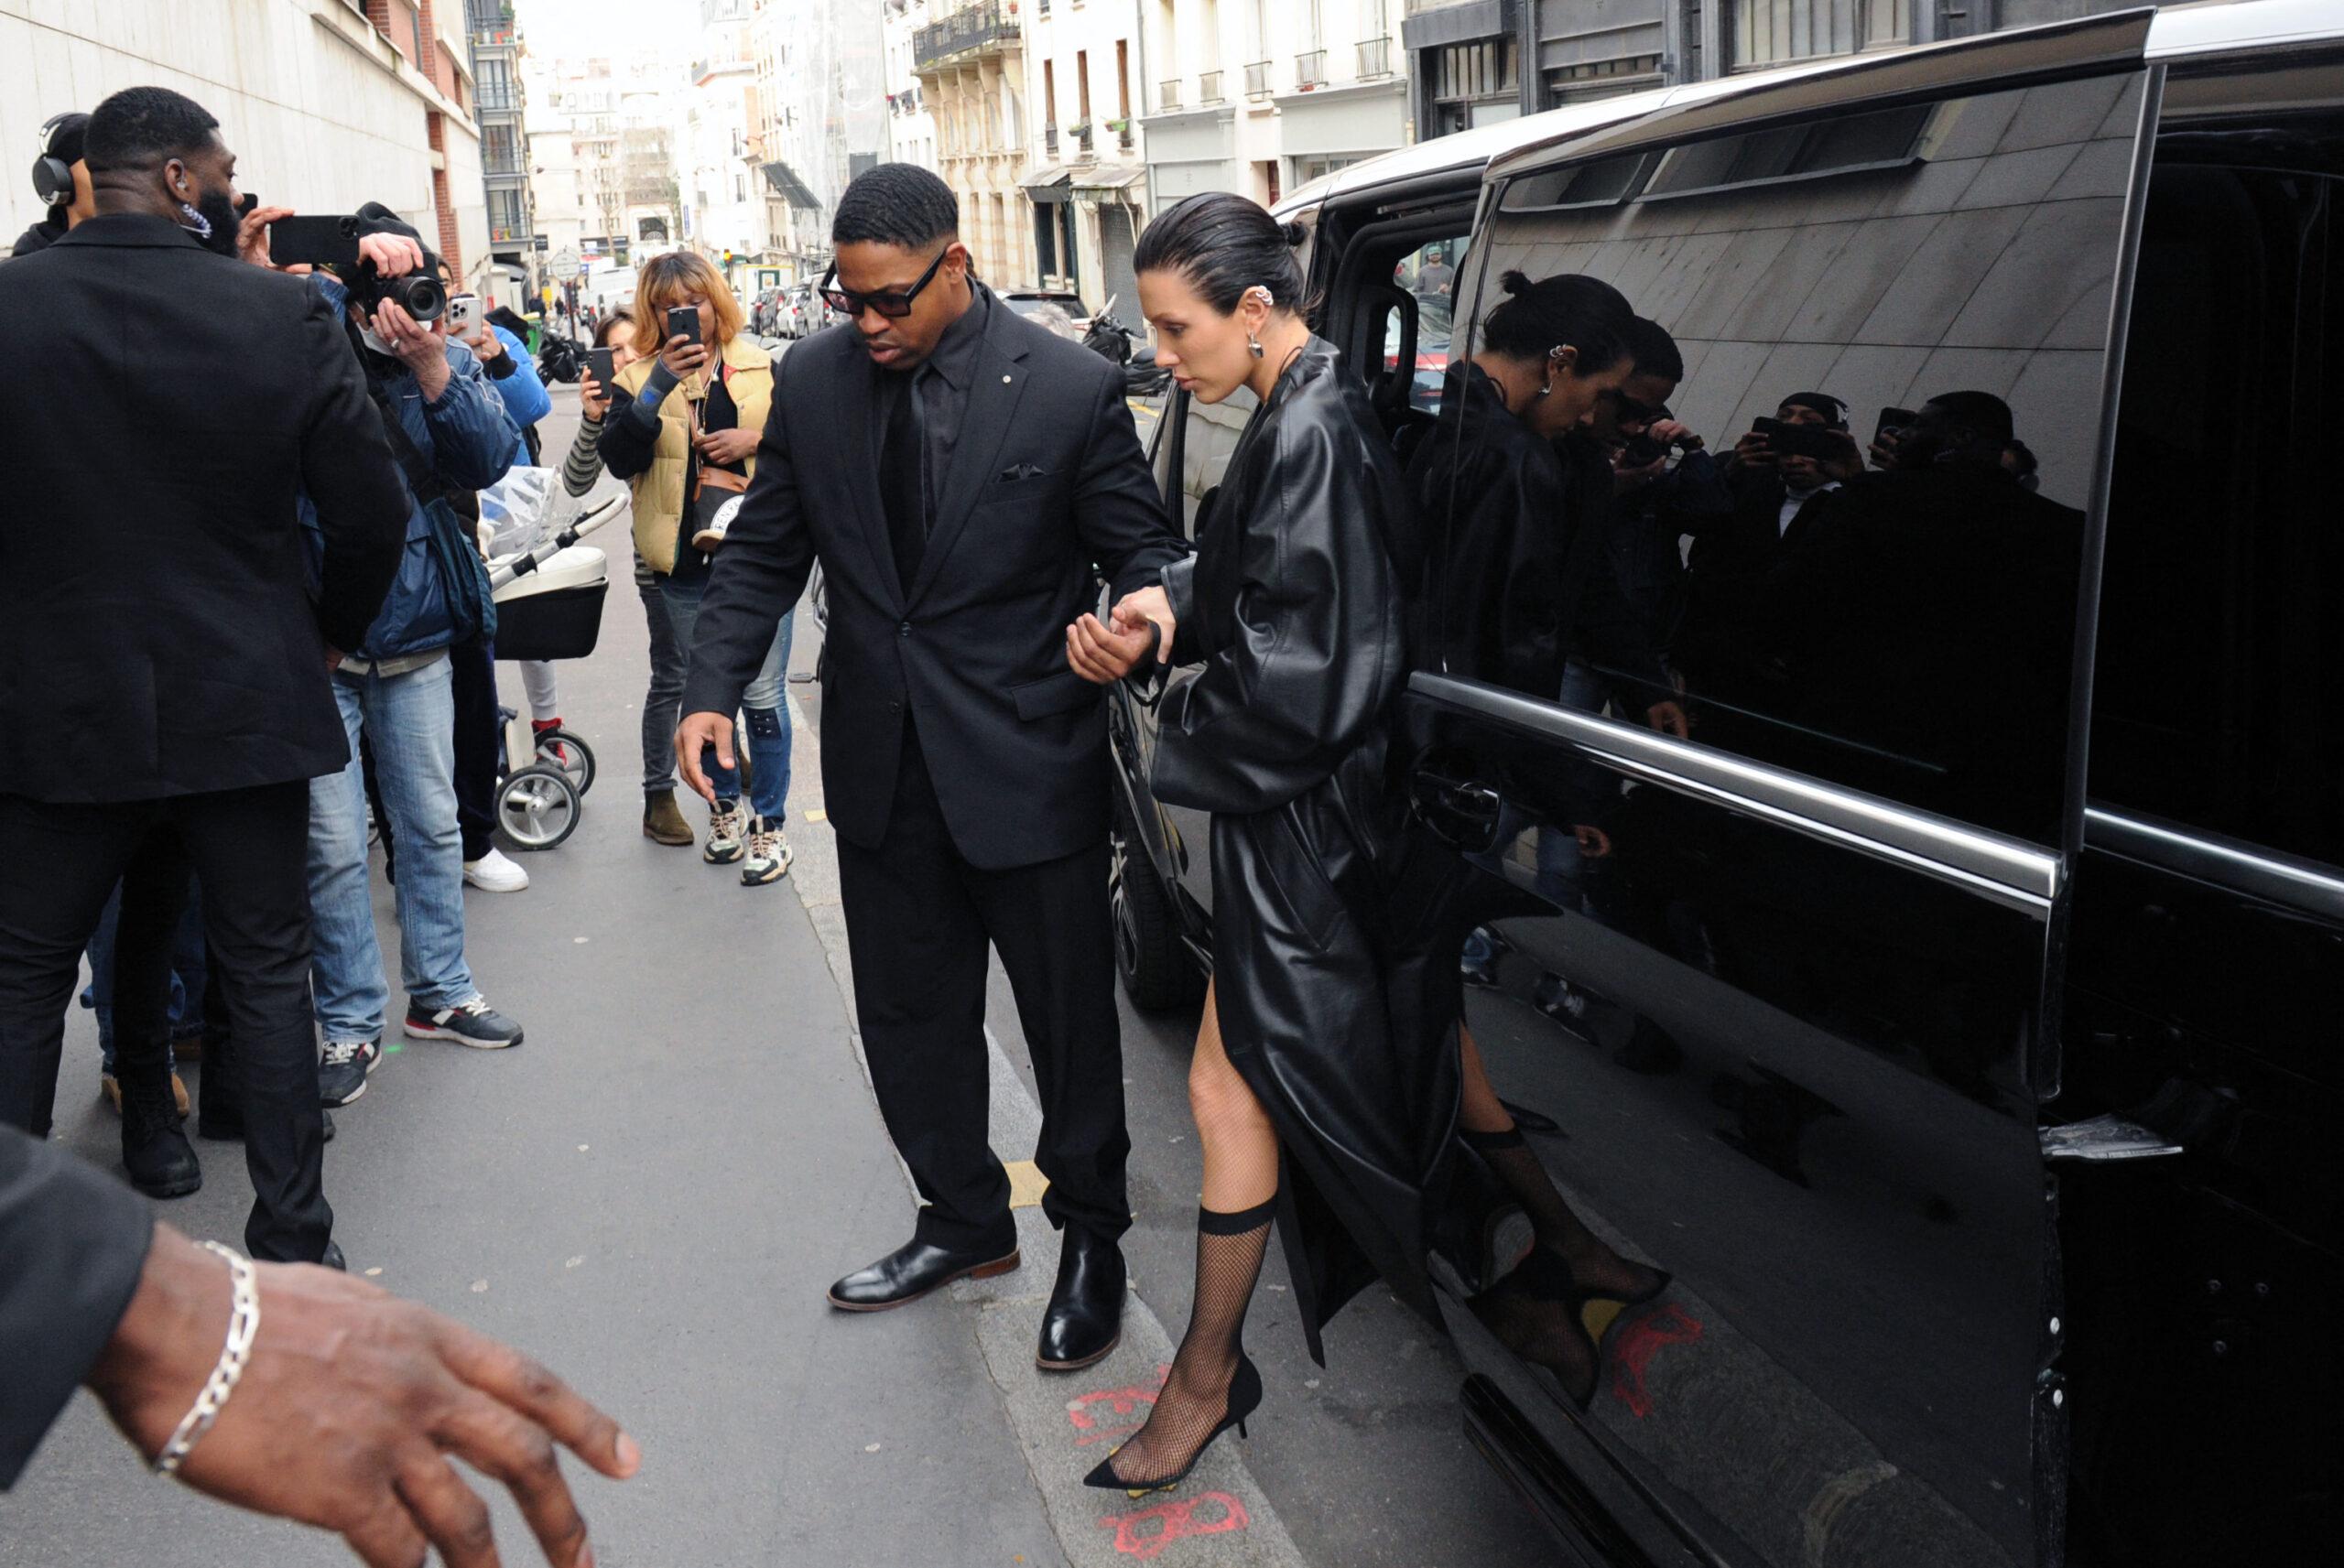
[1440,73,2144,842]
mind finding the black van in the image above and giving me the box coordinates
[1106,5,2340,1563]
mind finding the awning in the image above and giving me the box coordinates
[1021,164,1073,204]
[759,161,820,210]
[1069,164,1145,200]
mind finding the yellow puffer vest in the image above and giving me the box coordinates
[613,334,775,575]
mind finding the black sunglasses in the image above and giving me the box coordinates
[820,245,950,319]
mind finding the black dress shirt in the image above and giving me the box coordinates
[871,285,993,531]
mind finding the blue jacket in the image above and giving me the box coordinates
[301,273,520,661]
[483,322,550,469]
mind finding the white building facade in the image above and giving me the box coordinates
[686,0,763,288]
[1141,0,1409,211]
[4,0,488,287]
[883,0,940,170]
[1022,0,1149,313]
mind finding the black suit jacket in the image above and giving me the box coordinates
[682,295,1186,870]
[0,1125,151,1487]
[0,214,407,804]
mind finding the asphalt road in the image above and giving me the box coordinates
[0,381,1555,1568]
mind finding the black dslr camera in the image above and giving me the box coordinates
[349,256,447,326]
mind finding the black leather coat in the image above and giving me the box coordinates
[1156,341,1461,1359]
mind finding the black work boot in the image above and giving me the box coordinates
[122,1075,202,1198]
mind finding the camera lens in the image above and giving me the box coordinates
[396,275,447,324]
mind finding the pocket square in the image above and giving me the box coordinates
[998,462,1049,483]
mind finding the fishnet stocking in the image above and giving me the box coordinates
[1107,1202,1273,1487]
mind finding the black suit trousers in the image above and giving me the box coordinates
[835,720,1131,1251]
[0,783,331,1261]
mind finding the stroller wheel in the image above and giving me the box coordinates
[498,764,581,851]
[534,728,597,797]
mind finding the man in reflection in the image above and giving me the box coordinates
[1591,319,1734,676]
[1675,393,1865,712]
[1756,390,2084,836]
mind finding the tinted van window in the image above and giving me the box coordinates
[2090,96,2344,870]
[1438,73,2146,842]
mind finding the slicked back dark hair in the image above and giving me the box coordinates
[832,163,958,250]
[1133,192,1306,314]
[1624,316,1683,383]
[84,86,221,175]
[1482,271,1633,375]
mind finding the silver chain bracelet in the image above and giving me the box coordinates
[152,1241,261,1477]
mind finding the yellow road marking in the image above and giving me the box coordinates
[1005,1160,1051,1209]
[804,807,827,822]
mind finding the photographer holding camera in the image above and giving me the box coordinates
[292,207,528,1107]
[0,87,409,1260]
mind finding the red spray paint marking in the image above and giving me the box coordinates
[1097,1491,1251,1559]
[1609,1303,1704,1418]
[1068,1366,1171,1448]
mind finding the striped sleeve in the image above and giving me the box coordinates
[561,415,606,498]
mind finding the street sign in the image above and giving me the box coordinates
[533,234,549,252]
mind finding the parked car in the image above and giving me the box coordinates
[749,287,783,337]
[1106,5,2341,1564]
[1001,287,1091,332]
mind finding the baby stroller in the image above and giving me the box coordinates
[482,484,624,851]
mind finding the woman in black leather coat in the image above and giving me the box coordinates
[1061,194,1459,1496]
[1405,271,1677,1404]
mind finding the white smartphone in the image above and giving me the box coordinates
[446,292,481,338]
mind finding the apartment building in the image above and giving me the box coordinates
[884,0,943,169]
[914,1,1034,285]
[1021,0,1151,311]
[1142,0,1410,210]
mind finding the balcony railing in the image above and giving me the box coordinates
[1158,78,1180,111]
[1199,69,1223,103]
[477,87,519,113]
[1296,49,1328,89]
[914,2,1021,73]
[1244,60,1272,100]
[1358,37,1392,79]
[1045,123,1058,155]
[483,154,525,177]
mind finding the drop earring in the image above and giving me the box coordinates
[1535,379,1553,400]
[1248,332,1264,359]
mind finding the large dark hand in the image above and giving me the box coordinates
[88,1227,639,1567]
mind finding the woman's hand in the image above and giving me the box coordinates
[579,369,611,419]
[693,427,759,467]
[657,332,710,382]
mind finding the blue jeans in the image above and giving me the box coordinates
[660,579,793,821]
[84,881,205,1072]
[309,654,475,1043]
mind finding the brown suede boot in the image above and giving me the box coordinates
[643,788,694,847]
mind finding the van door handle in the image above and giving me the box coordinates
[2038,1113,2185,1162]
[1411,769,1505,854]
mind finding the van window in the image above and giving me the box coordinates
[1429,72,2147,843]
[2089,96,2344,869]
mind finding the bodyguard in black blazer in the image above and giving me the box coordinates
[678,167,1183,1369]
[0,89,407,1262]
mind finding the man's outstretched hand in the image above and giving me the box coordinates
[676,711,736,804]
[88,1226,639,1568]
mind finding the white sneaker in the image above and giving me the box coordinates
[742,816,793,885]
[463,848,530,892]
[705,801,748,864]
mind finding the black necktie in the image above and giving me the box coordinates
[879,373,926,597]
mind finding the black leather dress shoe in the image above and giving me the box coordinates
[827,1238,1020,1313]
[1036,1227,1125,1371]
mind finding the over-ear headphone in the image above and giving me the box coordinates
[31,112,81,206]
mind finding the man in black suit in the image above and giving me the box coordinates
[0,87,408,1262]
[677,165,1185,1371]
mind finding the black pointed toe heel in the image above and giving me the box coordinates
[1082,1353,1263,1498]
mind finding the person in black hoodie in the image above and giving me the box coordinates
[11,111,94,256]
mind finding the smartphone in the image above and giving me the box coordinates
[587,346,616,387]
[446,293,480,338]
[268,214,361,269]
[1752,416,1842,461]
[666,304,702,346]
[1875,406,1919,445]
